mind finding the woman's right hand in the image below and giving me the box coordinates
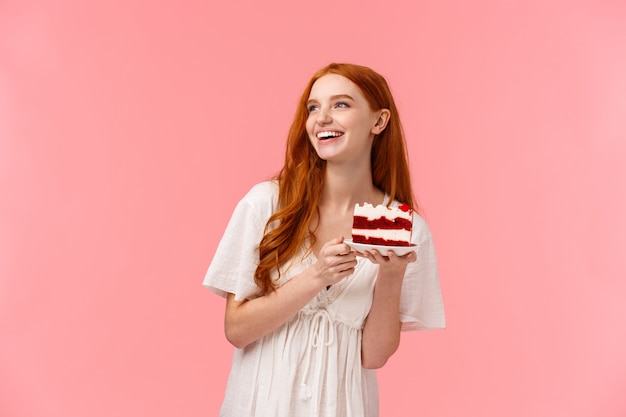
[225,237,357,349]
[312,237,358,287]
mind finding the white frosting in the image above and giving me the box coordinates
[352,203,412,244]
[353,203,412,222]
[351,228,411,241]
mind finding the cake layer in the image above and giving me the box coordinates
[352,235,411,247]
[352,228,411,242]
[352,216,411,230]
[352,202,413,247]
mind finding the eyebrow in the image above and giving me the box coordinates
[307,94,355,105]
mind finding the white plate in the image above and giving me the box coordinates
[344,238,418,256]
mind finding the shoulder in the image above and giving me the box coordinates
[410,212,433,245]
[390,199,433,245]
[240,180,278,204]
[234,180,279,220]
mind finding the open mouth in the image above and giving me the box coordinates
[316,131,344,140]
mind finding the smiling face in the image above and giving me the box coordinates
[305,74,387,165]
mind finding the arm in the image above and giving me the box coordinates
[361,250,417,369]
[225,269,323,348]
[225,237,357,348]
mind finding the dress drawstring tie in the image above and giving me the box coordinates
[299,308,335,415]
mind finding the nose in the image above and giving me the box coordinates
[316,106,332,125]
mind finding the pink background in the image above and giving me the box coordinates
[2,0,625,416]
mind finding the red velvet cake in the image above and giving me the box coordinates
[352,203,413,246]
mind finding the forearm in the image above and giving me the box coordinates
[225,268,325,348]
[225,238,357,348]
[361,270,404,369]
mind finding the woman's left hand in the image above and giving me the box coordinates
[357,249,417,275]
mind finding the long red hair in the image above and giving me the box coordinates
[254,63,416,293]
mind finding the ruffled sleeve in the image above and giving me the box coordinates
[202,181,278,301]
[399,213,446,331]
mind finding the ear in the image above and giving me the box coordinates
[371,109,391,135]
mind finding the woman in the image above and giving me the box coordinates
[204,63,445,417]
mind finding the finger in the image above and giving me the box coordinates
[328,250,355,266]
[392,251,416,262]
[387,252,416,265]
[388,251,414,264]
[326,241,351,257]
[338,260,357,272]
[337,255,357,268]
[338,243,352,256]
[322,236,344,250]
[367,249,387,263]
[332,259,357,275]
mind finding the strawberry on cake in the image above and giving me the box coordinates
[352,203,413,247]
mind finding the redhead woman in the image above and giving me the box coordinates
[204,63,445,417]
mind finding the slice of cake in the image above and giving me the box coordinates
[352,203,413,246]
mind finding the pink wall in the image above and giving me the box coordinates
[1,1,625,416]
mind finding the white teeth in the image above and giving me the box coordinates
[316,131,343,139]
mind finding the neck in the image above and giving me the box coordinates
[320,162,384,212]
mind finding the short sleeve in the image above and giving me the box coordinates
[202,181,278,301]
[399,213,446,331]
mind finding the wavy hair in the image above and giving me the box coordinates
[254,63,416,293]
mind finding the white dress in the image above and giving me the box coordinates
[203,181,445,417]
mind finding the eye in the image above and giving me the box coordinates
[307,104,319,112]
[335,102,350,109]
